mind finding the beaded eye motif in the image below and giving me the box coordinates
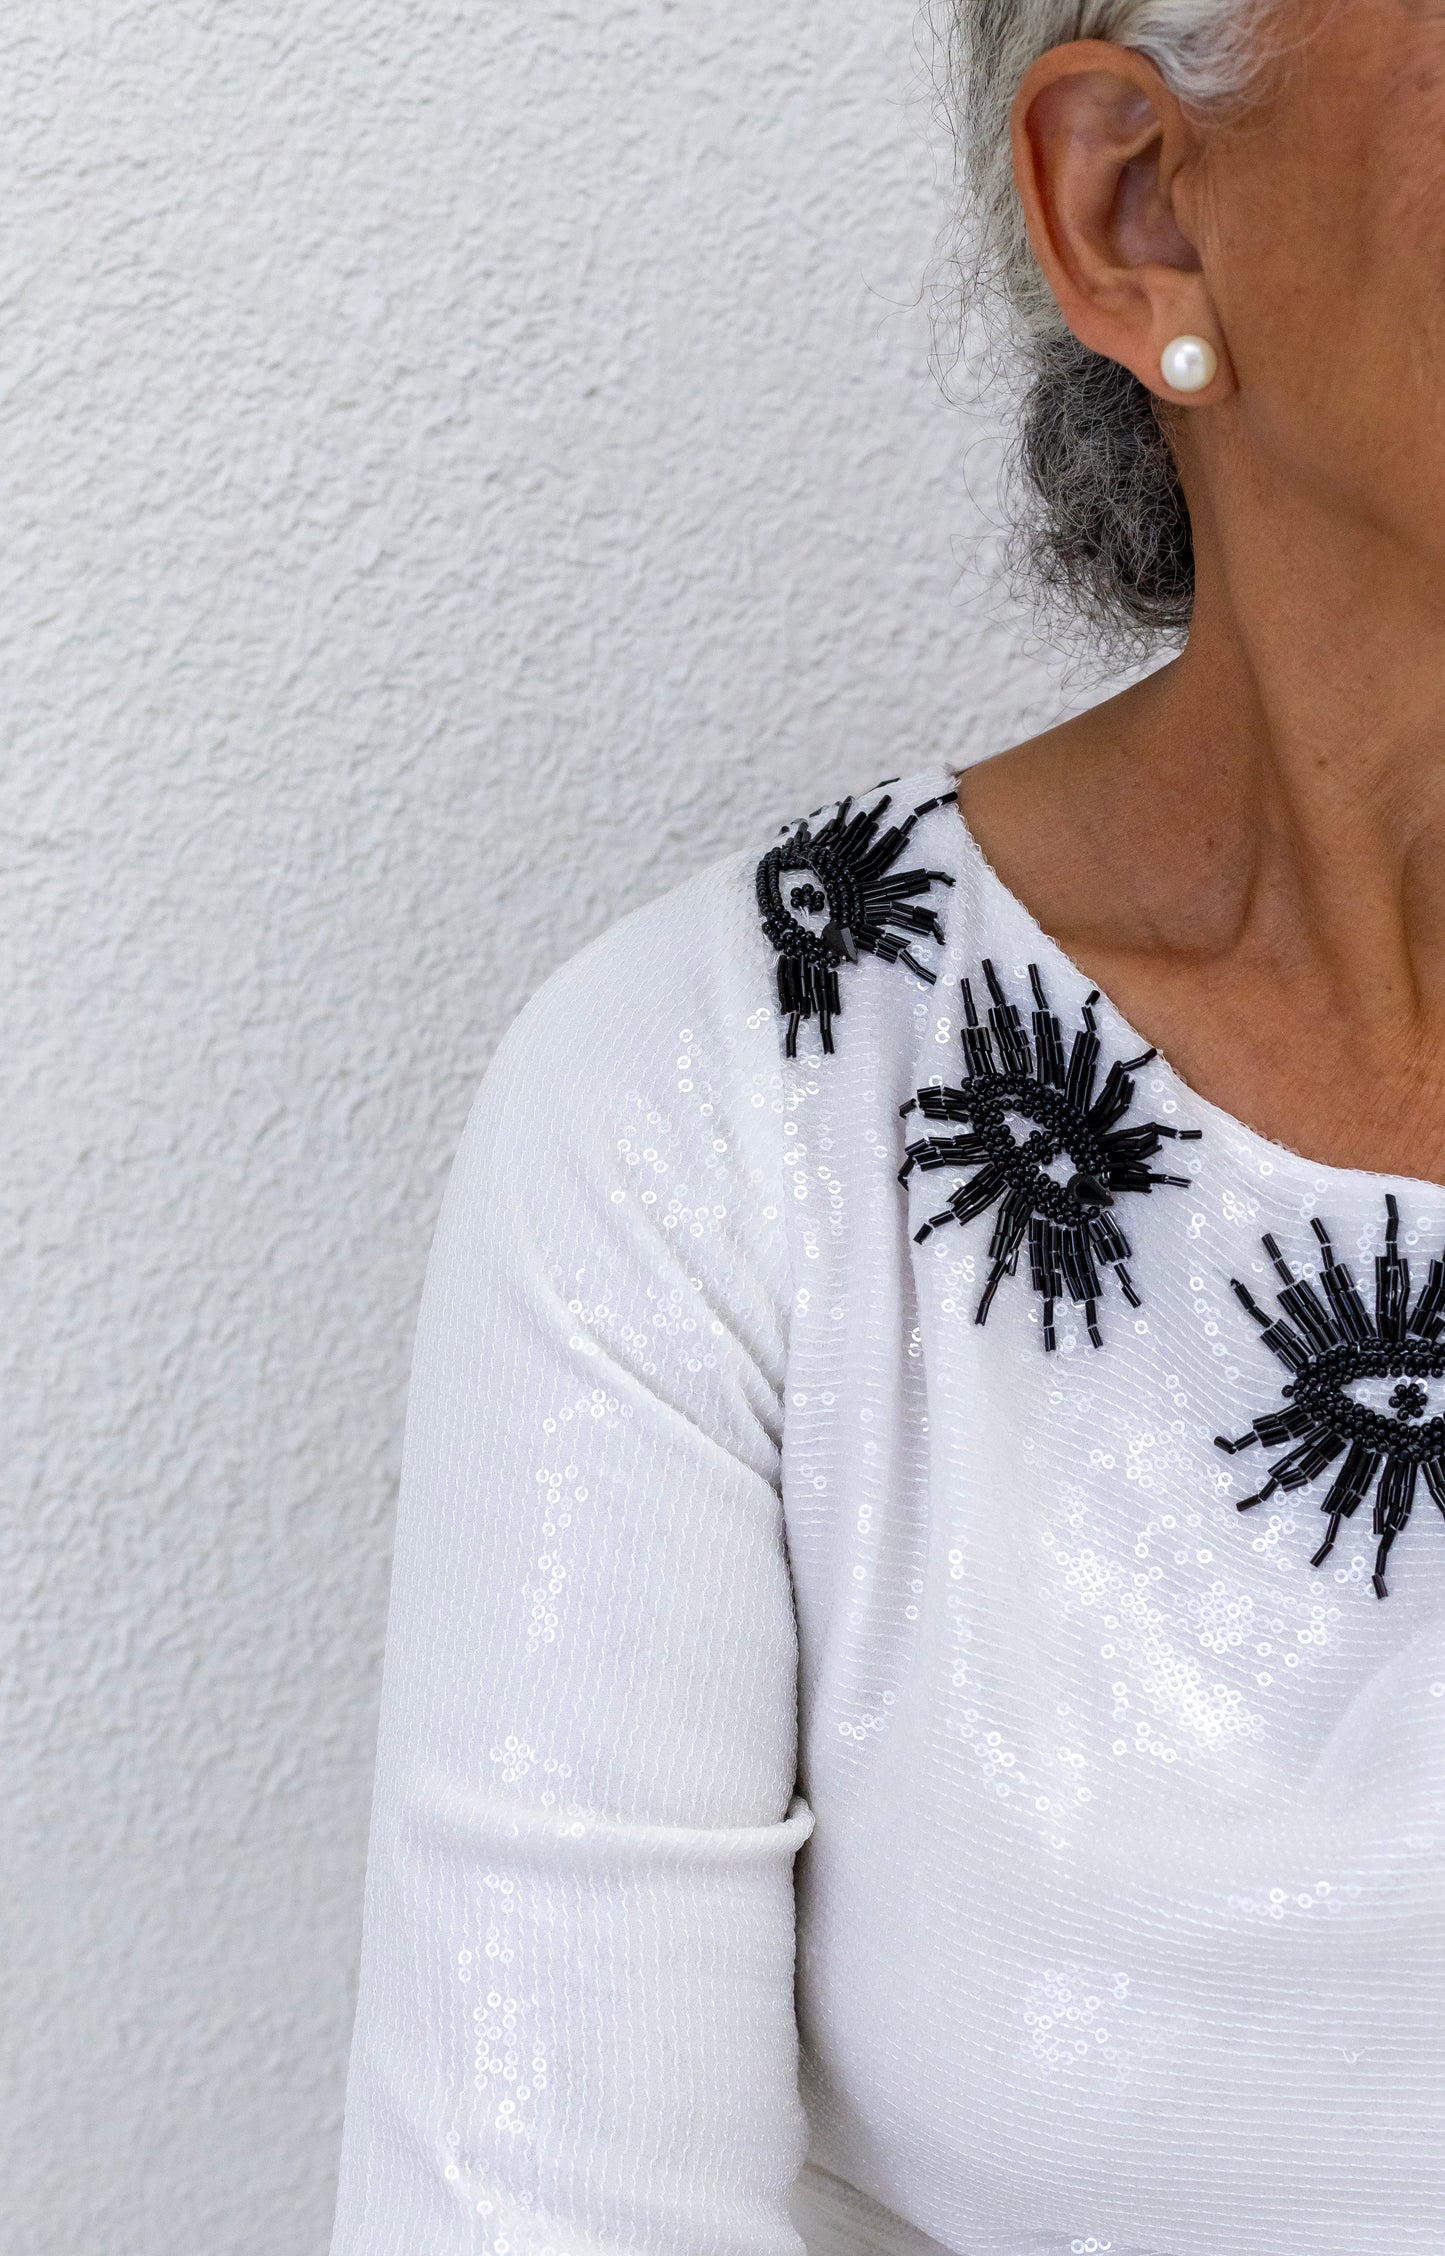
[1216,1196,1445,1598]
[756,786,956,1058]
[899,960,1200,1349]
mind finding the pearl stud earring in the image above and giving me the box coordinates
[1159,335,1218,393]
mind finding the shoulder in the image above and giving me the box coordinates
[476,766,965,1162]
[483,840,775,1135]
[494,763,962,1083]
[418,768,968,1396]
[423,844,794,1420]
[455,843,781,1279]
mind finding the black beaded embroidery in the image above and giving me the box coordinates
[757,786,956,1057]
[898,960,1201,1349]
[1216,1196,1445,1599]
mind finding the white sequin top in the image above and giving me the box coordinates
[332,769,1445,2256]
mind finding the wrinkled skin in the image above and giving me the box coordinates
[958,0,1445,1178]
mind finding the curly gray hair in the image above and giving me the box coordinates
[943,1,1274,649]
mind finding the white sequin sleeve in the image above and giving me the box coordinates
[330,855,814,2256]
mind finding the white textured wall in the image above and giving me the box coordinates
[1,5,1113,2252]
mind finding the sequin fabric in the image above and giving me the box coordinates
[333,768,1445,2256]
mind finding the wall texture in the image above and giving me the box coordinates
[0,4,1123,2252]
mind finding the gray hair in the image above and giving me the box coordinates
[941,1,1274,650]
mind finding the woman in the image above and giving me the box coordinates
[332,4,1445,2251]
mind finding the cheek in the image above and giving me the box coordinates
[1386,138,1445,348]
[1297,55,1445,490]
[1215,137,1445,528]
[1196,14,1445,543]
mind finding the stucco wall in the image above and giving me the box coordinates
[1,4,1123,2252]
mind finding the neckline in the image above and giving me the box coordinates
[913,760,1445,1205]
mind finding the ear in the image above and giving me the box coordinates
[1010,39,1235,406]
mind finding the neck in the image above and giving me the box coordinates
[957,471,1445,1175]
[1130,470,1445,1042]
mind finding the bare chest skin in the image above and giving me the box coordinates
[955,687,1445,1187]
